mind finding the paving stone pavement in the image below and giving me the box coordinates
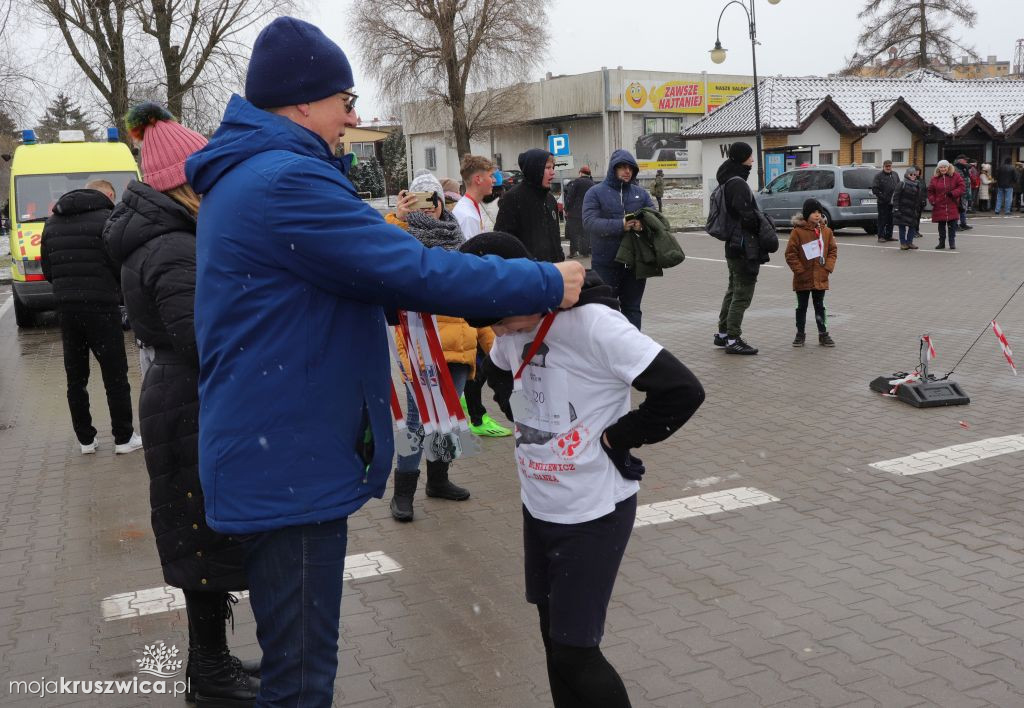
[2,215,1024,706]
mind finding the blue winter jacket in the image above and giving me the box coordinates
[582,150,655,266]
[185,95,564,534]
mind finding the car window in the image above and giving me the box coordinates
[14,171,136,222]
[790,170,834,192]
[766,173,793,194]
[843,168,880,189]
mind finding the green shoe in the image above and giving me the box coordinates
[460,395,470,417]
[469,415,512,437]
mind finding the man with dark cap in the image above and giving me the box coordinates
[495,148,565,262]
[714,141,773,355]
[185,16,584,704]
[870,160,899,242]
[563,165,595,258]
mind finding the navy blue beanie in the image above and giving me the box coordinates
[245,17,354,108]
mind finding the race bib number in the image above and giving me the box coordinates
[511,367,570,434]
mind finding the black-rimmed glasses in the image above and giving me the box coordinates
[340,92,358,114]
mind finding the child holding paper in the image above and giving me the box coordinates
[786,199,838,348]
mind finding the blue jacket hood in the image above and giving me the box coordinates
[604,149,640,188]
[186,94,350,194]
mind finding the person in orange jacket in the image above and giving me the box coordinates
[785,199,838,348]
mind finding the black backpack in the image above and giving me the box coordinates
[706,176,745,241]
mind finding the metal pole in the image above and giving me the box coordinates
[748,0,765,190]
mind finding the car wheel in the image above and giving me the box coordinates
[13,289,34,328]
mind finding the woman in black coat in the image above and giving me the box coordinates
[891,166,929,250]
[103,103,258,706]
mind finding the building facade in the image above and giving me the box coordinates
[683,71,1024,213]
[401,68,752,188]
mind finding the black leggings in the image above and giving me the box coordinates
[537,603,631,708]
[795,290,827,334]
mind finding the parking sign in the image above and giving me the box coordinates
[548,134,570,156]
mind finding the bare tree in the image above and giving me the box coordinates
[31,0,138,140]
[351,0,549,157]
[0,0,42,121]
[842,0,977,76]
[133,0,296,125]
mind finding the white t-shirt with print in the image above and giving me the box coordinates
[489,303,662,524]
[452,195,494,241]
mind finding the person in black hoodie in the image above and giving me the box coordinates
[40,180,142,455]
[495,148,564,262]
[563,166,596,257]
[103,103,258,706]
[714,142,775,355]
[461,231,704,708]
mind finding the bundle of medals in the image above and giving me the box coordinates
[388,311,481,463]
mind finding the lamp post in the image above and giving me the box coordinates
[710,0,780,190]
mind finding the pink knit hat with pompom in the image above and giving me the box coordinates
[125,102,208,192]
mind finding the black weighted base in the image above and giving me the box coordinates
[869,376,970,408]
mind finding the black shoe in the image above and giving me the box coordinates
[819,332,835,347]
[188,649,260,707]
[935,243,945,249]
[877,238,887,243]
[390,471,418,522]
[713,333,728,347]
[960,225,973,230]
[792,333,805,347]
[725,338,758,355]
[425,460,470,500]
[950,245,956,250]
[884,237,896,242]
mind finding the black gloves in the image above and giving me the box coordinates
[600,435,645,481]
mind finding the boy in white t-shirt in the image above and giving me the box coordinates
[451,155,497,241]
[460,232,705,708]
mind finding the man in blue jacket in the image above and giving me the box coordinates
[184,16,584,706]
[582,149,655,329]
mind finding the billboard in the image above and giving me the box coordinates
[622,80,752,114]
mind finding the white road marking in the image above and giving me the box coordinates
[100,551,402,620]
[869,434,1024,477]
[949,233,1024,240]
[686,256,783,269]
[0,295,11,322]
[834,241,958,253]
[634,487,780,527]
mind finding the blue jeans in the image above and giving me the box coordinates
[591,261,646,330]
[244,516,349,707]
[897,224,918,245]
[396,362,470,474]
[995,187,1014,215]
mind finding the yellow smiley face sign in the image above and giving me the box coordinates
[625,82,647,110]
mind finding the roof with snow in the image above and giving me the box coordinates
[682,70,1024,139]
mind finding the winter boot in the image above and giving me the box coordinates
[425,459,470,501]
[792,332,806,347]
[819,332,836,347]
[184,590,260,707]
[390,471,419,522]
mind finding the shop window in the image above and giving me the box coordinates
[425,147,436,170]
[861,150,879,165]
[891,149,908,165]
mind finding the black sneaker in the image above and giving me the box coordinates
[725,338,758,355]
[935,243,945,249]
[960,225,973,230]
[792,333,805,347]
[819,332,835,347]
[713,333,728,347]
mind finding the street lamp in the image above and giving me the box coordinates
[709,0,780,189]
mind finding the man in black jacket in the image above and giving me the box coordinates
[40,180,141,455]
[563,166,595,257]
[495,148,564,262]
[871,160,900,242]
[715,142,770,355]
[995,157,1017,216]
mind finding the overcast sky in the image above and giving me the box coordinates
[309,0,1023,123]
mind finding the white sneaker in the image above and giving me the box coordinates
[80,440,97,454]
[114,432,144,454]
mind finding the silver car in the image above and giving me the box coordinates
[755,164,881,233]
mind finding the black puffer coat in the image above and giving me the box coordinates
[891,178,928,227]
[104,180,247,592]
[40,189,121,311]
[494,149,564,262]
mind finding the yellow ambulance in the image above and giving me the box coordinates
[3,128,139,327]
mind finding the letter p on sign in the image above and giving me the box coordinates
[548,134,570,156]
